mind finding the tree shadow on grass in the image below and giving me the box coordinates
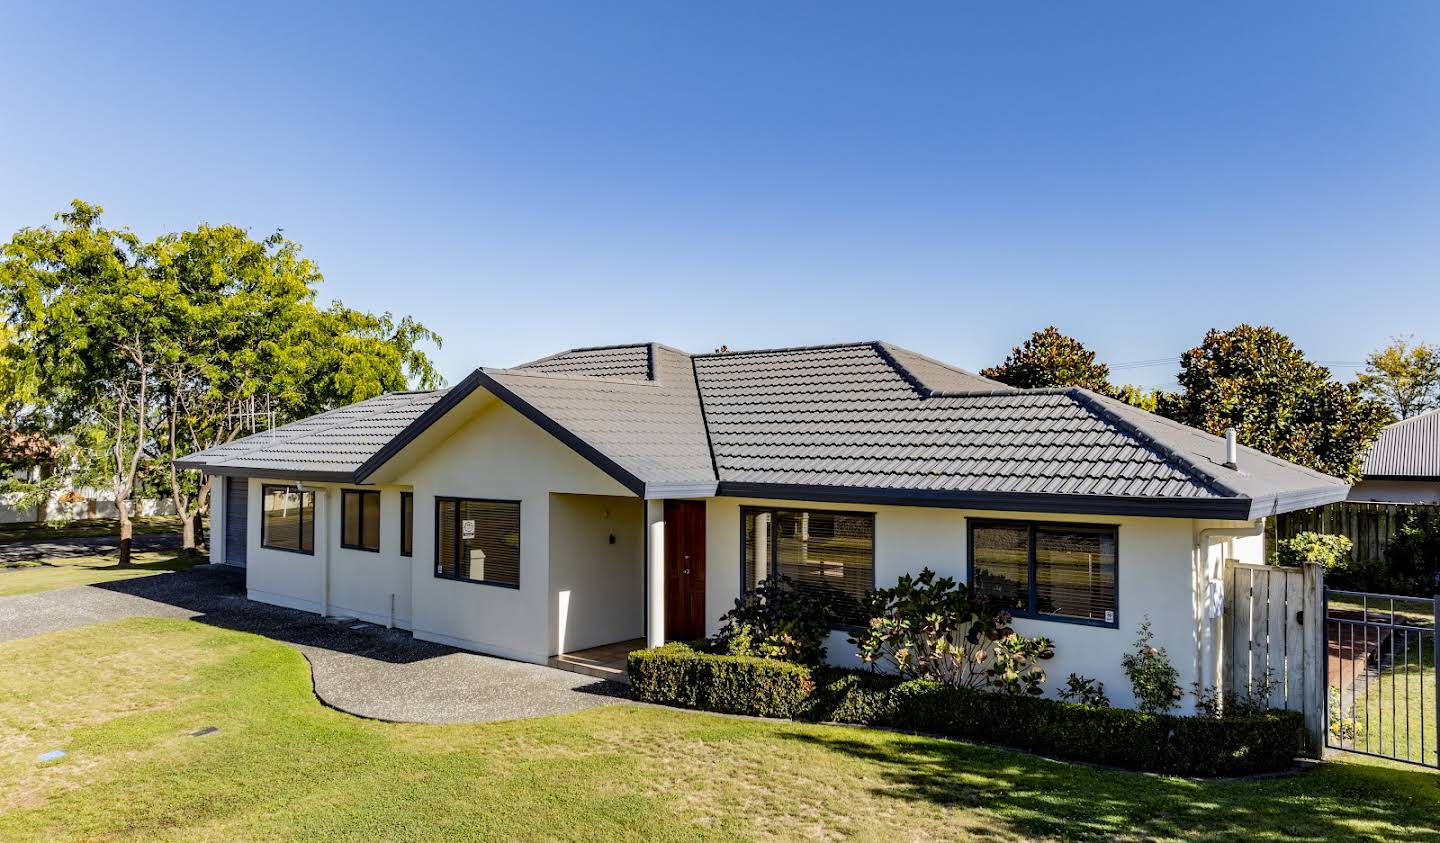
[781,729,1440,842]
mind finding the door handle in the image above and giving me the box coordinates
[683,568,691,575]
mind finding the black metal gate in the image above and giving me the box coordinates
[1324,588,1438,766]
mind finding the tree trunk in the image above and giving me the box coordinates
[180,515,196,560]
[117,502,133,568]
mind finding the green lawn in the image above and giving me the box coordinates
[1350,641,1440,766]
[0,552,204,597]
[2,619,1438,841]
[0,515,199,542]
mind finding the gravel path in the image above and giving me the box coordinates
[0,533,182,564]
[0,565,628,723]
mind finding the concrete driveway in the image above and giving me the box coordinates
[0,565,628,723]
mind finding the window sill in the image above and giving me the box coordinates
[433,573,520,590]
[261,543,314,556]
[340,543,381,553]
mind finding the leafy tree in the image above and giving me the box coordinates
[1358,337,1440,419]
[1156,325,1392,482]
[0,201,164,564]
[0,202,444,560]
[1113,384,1163,413]
[148,224,443,558]
[982,326,1114,393]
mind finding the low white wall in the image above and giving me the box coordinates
[0,490,177,524]
[549,493,644,654]
[705,497,1209,710]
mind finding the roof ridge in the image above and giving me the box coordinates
[483,367,662,386]
[1066,388,1244,498]
[693,340,878,359]
[875,341,1015,395]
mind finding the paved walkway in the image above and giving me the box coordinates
[0,532,182,564]
[0,565,628,723]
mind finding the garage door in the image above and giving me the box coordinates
[224,477,248,567]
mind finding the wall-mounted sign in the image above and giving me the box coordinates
[462,519,475,539]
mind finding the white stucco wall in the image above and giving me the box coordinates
[549,493,644,654]
[244,479,327,614]
[396,397,635,664]
[1349,479,1440,504]
[705,497,1232,710]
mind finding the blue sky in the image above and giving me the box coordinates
[2,3,1437,387]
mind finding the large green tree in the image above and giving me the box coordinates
[0,201,164,563]
[1156,325,1392,481]
[982,326,1114,392]
[1358,336,1440,419]
[0,201,444,561]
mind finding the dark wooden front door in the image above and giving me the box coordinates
[664,500,706,641]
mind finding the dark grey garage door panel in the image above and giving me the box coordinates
[224,477,248,567]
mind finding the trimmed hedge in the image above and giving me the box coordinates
[628,643,814,718]
[628,648,1304,777]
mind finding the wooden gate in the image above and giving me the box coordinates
[1224,562,1324,751]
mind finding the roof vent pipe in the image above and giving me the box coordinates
[1223,428,1238,470]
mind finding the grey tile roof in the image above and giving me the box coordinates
[174,390,448,481]
[1362,409,1440,478]
[178,339,1348,518]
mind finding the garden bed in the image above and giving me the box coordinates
[629,643,1305,777]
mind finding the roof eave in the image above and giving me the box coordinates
[714,482,1258,519]
[1244,483,1353,519]
[175,462,360,484]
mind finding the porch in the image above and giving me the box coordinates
[547,638,643,684]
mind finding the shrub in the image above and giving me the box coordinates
[713,575,832,665]
[850,567,1053,694]
[1272,532,1352,572]
[627,642,813,718]
[1381,510,1440,595]
[1121,618,1183,714]
[631,648,1304,776]
[802,670,1302,777]
[1056,673,1111,708]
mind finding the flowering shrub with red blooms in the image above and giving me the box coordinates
[1120,618,1183,714]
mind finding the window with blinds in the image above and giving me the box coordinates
[435,497,520,588]
[400,492,413,557]
[261,485,314,555]
[742,508,874,627]
[341,489,381,552]
[969,520,1118,627]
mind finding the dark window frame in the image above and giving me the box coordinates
[433,495,522,589]
[260,484,315,556]
[740,505,877,631]
[340,489,382,553]
[400,492,414,557]
[967,518,1119,629]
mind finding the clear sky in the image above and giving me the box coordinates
[2,2,1437,388]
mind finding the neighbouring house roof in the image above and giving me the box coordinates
[1361,409,1440,480]
[177,340,1350,519]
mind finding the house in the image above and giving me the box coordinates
[176,341,1349,709]
[1349,409,1440,504]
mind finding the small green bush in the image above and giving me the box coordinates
[627,642,813,718]
[1272,532,1352,571]
[714,575,832,665]
[1121,619,1183,714]
[630,646,1303,776]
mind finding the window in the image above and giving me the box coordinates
[969,520,1118,627]
[435,497,520,588]
[261,485,314,554]
[742,507,874,626]
[341,489,381,552]
[400,492,413,557]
